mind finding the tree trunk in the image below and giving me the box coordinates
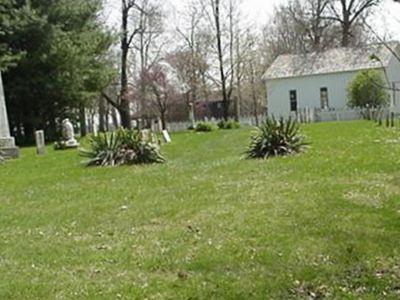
[106,104,110,131]
[341,23,351,47]
[235,34,242,122]
[89,110,95,134]
[111,108,119,130]
[79,105,87,137]
[341,8,351,47]
[234,96,240,122]
[22,121,34,145]
[213,0,230,121]
[120,2,132,129]
[99,96,106,132]
[250,61,259,126]
[160,111,167,130]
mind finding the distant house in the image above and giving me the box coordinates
[264,42,400,117]
[194,98,225,120]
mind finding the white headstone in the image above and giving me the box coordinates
[0,72,19,158]
[162,129,171,143]
[140,129,150,142]
[35,130,45,155]
[61,118,79,148]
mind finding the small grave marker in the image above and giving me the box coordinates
[35,130,45,155]
[162,130,171,143]
[140,129,150,142]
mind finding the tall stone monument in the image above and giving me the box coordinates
[0,72,19,158]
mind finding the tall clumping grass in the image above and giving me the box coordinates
[217,120,240,130]
[195,122,216,132]
[245,116,308,159]
[79,128,166,167]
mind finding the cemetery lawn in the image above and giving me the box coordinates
[1,121,400,299]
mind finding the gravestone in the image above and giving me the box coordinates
[62,118,79,147]
[35,130,45,155]
[54,118,79,150]
[61,118,79,148]
[162,129,171,143]
[0,72,19,158]
[140,129,150,142]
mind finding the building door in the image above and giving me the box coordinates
[290,90,297,112]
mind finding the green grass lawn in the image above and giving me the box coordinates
[1,121,400,299]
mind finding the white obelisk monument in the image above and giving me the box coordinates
[0,72,19,158]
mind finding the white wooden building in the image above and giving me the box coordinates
[264,42,400,117]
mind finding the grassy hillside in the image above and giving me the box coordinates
[1,121,400,299]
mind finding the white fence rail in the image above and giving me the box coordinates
[161,108,399,133]
[290,108,364,123]
[290,107,399,124]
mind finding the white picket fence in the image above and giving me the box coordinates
[290,107,400,124]
[153,108,399,133]
[290,108,364,123]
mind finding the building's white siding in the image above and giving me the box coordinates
[266,50,400,116]
[386,48,400,111]
[266,71,362,117]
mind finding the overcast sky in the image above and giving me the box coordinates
[105,0,400,40]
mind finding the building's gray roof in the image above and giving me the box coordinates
[264,42,399,80]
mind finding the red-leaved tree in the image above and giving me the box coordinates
[140,63,177,130]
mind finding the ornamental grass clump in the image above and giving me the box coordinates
[80,129,165,167]
[246,116,307,159]
[195,122,215,132]
[217,120,240,130]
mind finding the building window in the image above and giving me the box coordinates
[290,90,297,112]
[320,87,329,109]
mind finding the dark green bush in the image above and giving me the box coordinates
[347,70,389,108]
[245,117,307,159]
[217,120,240,130]
[195,122,215,132]
[79,129,165,167]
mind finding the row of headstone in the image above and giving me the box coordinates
[1,71,82,158]
[37,122,170,157]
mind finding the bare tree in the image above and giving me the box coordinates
[262,4,309,59]
[133,0,165,125]
[327,0,381,47]
[200,0,241,121]
[211,0,230,120]
[263,0,338,60]
[174,1,210,118]
[141,63,177,129]
[234,32,243,121]
[101,0,166,129]
[241,32,267,125]
[288,0,333,51]
[102,0,144,129]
